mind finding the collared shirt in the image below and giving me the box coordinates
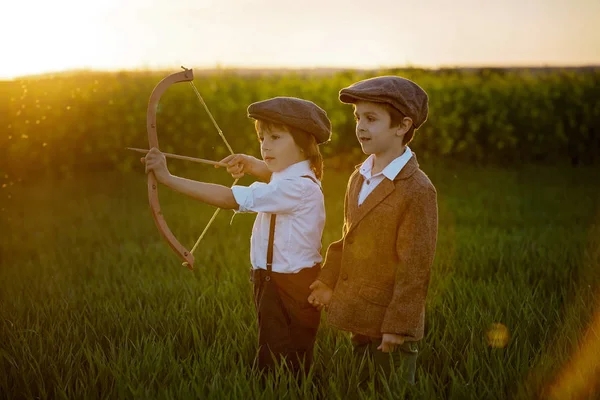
[231,160,324,274]
[358,147,413,206]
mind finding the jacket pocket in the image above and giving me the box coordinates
[358,284,393,306]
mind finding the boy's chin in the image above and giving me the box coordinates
[359,144,374,155]
[266,162,287,173]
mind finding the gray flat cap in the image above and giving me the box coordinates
[247,97,331,144]
[339,76,429,129]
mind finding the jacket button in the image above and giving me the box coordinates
[342,273,348,280]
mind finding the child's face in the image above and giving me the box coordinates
[353,101,404,157]
[258,127,305,172]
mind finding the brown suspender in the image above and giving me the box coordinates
[265,175,320,279]
[265,214,276,279]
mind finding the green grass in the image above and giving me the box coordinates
[1,162,599,399]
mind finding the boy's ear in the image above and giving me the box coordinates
[395,117,413,137]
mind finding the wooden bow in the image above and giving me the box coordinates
[146,68,238,270]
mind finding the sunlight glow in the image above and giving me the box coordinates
[2,0,599,79]
[546,216,600,400]
[547,303,600,399]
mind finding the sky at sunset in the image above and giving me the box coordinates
[3,0,599,79]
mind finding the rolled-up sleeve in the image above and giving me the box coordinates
[231,179,305,214]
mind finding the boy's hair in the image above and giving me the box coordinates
[381,103,416,146]
[255,120,324,180]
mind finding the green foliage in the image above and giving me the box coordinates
[0,164,599,399]
[1,68,599,182]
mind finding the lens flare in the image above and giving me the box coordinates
[486,322,510,348]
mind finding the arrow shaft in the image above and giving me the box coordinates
[128,147,228,167]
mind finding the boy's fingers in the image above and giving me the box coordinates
[216,158,232,169]
[220,154,237,163]
[140,157,145,164]
[377,342,394,353]
[225,155,240,165]
[146,159,162,171]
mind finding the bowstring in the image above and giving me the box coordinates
[187,79,239,257]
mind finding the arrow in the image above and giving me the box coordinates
[127,147,228,168]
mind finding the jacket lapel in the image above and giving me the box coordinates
[348,179,395,233]
[346,154,420,234]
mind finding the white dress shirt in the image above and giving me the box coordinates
[358,147,413,206]
[231,160,325,274]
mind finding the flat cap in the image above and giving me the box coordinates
[247,97,331,144]
[339,76,429,129]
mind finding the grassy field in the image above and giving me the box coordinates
[1,161,599,399]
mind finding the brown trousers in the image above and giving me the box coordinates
[251,264,321,375]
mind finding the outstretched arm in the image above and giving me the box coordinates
[144,147,239,210]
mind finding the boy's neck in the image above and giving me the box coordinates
[371,145,407,175]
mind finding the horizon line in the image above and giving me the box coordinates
[4,62,600,81]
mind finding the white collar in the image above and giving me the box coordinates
[359,146,413,181]
[271,160,317,183]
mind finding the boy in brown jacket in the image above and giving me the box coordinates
[308,76,438,384]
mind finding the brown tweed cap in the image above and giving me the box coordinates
[247,97,331,144]
[339,76,429,129]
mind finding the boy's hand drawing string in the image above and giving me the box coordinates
[146,67,238,271]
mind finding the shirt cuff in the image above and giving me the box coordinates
[231,185,253,213]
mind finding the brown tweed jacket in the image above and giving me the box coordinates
[319,154,438,340]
